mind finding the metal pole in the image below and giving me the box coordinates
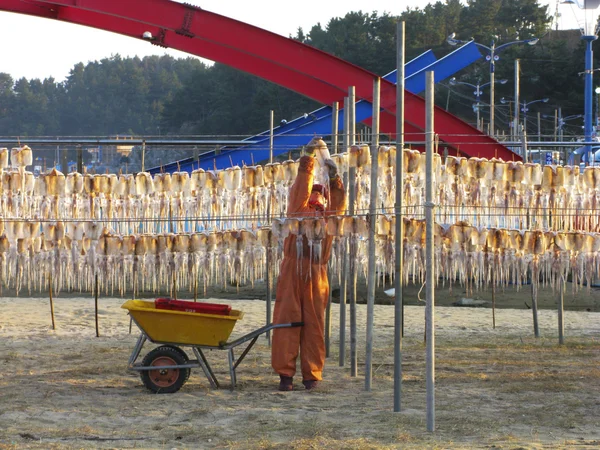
[583,36,597,165]
[339,171,348,366]
[537,112,541,142]
[425,70,436,432]
[521,125,529,163]
[393,20,405,413]
[334,100,347,366]
[269,110,274,162]
[141,140,146,172]
[325,265,332,357]
[365,77,380,391]
[332,102,339,154]
[61,146,68,174]
[597,90,600,134]
[266,110,275,344]
[514,59,520,140]
[489,43,496,136]
[325,103,340,358]
[76,145,83,174]
[348,88,358,377]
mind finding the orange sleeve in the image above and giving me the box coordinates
[287,156,314,216]
[326,174,346,215]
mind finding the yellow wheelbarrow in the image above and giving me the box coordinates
[122,300,302,394]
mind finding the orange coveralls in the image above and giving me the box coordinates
[271,155,346,381]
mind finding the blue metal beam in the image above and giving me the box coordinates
[151,43,482,173]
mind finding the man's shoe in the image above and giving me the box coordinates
[278,376,293,391]
[302,379,319,390]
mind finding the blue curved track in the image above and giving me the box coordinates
[150,42,482,173]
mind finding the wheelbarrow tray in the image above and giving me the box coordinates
[121,300,243,347]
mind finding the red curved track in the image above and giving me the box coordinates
[0,0,516,159]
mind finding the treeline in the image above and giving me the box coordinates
[0,0,593,145]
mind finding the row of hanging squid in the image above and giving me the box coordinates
[1,214,599,296]
[3,143,600,296]
[5,144,600,234]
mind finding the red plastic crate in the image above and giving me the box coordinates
[154,298,231,315]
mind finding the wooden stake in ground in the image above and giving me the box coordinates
[531,276,540,338]
[172,271,177,300]
[49,272,56,330]
[558,276,565,345]
[129,266,135,334]
[94,274,100,337]
[491,270,496,329]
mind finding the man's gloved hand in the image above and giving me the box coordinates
[324,158,338,178]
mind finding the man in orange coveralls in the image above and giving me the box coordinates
[271,138,346,391]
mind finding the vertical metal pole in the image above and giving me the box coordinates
[348,87,358,377]
[339,171,348,366]
[521,126,529,163]
[333,99,345,365]
[489,43,496,136]
[332,102,339,153]
[558,277,565,345]
[583,36,596,165]
[76,145,83,174]
[141,140,146,172]
[537,112,542,142]
[325,265,332,357]
[266,110,275,344]
[365,77,380,391]
[61,146,68,174]
[514,59,520,141]
[425,71,436,433]
[269,110,274,162]
[393,21,405,413]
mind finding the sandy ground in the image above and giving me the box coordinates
[1,293,600,449]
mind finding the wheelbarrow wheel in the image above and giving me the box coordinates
[160,345,191,383]
[141,346,190,394]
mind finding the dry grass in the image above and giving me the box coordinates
[3,333,599,449]
[2,302,600,449]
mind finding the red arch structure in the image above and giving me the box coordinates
[0,0,517,160]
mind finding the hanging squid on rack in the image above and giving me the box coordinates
[348,144,371,215]
[153,173,172,234]
[171,171,191,233]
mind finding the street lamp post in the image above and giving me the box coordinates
[559,114,584,141]
[501,97,549,135]
[595,86,600,133]
[449,77,508,130]
[447,34,539,137]
[560,0,600,163]
[521,99,550,135]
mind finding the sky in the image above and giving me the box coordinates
[0,0,591,82]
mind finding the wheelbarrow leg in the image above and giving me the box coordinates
[128,333,147,366]
[228,349,237,390]
[192,347,219,389]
